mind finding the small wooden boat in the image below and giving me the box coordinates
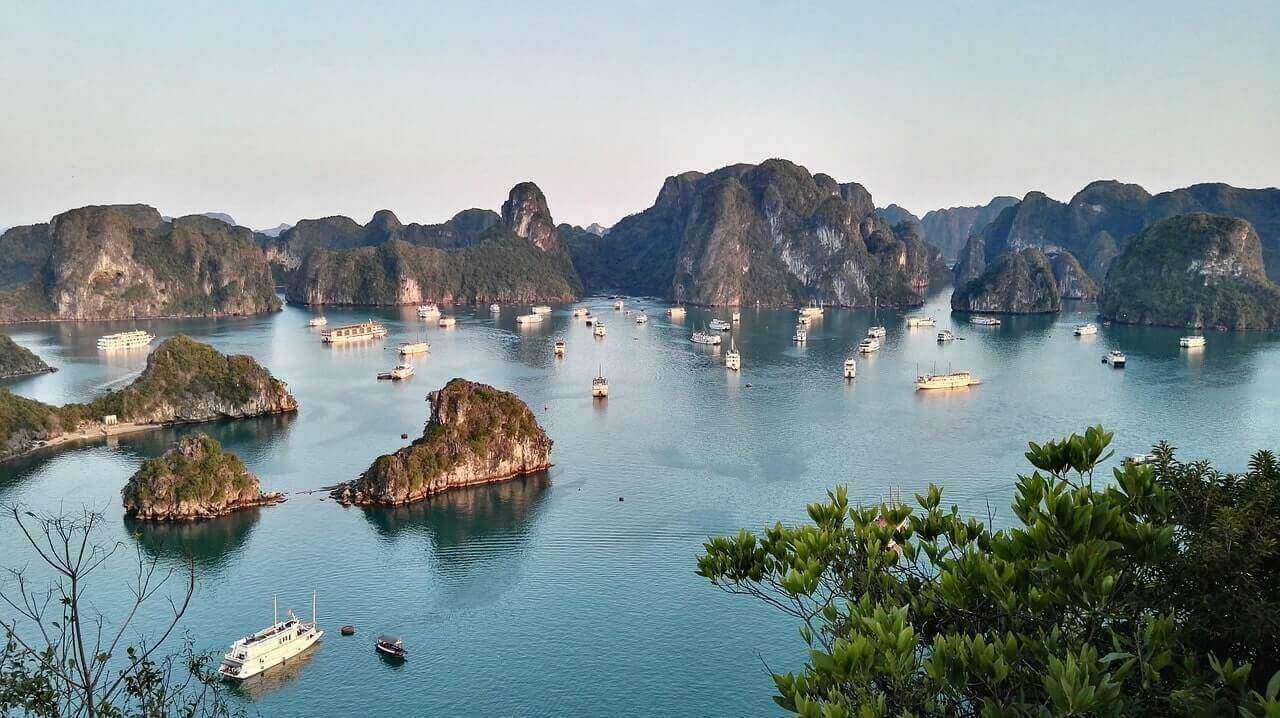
[375,635,407,660]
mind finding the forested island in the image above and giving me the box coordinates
[122,434,283,521]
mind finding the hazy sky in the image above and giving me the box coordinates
[3,1,1277,230]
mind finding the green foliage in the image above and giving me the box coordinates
[697,426,1280,716]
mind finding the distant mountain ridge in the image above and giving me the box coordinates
[920,197,1019,261]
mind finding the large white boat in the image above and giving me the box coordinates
[691,329,722,346]
[218,596,323,682]
[1179,335,1206,348]
[613,299,625,310]
[937,330,955,343]
[969,315,1001,326]
[437,316,456,328]
[906,316,936,328]
[516,313,543,325]
[307,316,328,328]
[532,305,553,315]
[322,321,387,344]
[708,319,731,331]
[416,304,440,319]
[398,341,429,356]
[793,324,807,343]
[799,301,823,319]
[915,370,981,390]
[1103,350,1126,367]
[843,357,857,379]
[592,369,609,398]
[97,330,155,351]
[667,306,686,318]
[858,336,882,353]
[593,321,607,337]
[377,363,414,381]
[867,326,887,338]
[725,339,741,371]
[489,303,501,313]
[635,312,648,324]
[571,307,587,318]
[1074,323,1098,336]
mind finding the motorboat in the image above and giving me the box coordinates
[307,317,328,327]
[377,364,414,380]
[1103,350,1126,367]
[843,357,857,379]
[613,299,625,310]
[375,635,407,660]
[553,339,566,356]
[635,312,648,324]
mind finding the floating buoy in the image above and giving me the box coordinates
[618,496,624,502]
[340,625,355,636]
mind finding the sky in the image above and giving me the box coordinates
[2,1,1277,230]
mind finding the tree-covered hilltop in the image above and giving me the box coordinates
[0,390,67,462]
[332,378,552,506]
[950,248,1062,314]
[122,433,282,521]
[566,159,948,308]
[0,334,54,379]
[697,426,1280,715]
[1100,214,1280,331]
[0,205,280,323]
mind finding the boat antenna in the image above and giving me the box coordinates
[273,596,278,625]
[312,591,317,626]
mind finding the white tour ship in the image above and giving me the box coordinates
[416,304,440,319]
[97,330,156,351]
[322,321,387,344]
[218,596,323,682]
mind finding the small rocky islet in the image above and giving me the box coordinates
[0,334,55,379]
[331,378,553,506]
[122,434,282,521]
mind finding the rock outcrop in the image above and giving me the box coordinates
[920,196,1019,260]
[0,206,280,323]
[501,182,558,251]
[951,248,1061,314]
[1050,251,1098,300]
[122,434,282,521]
[0,334,54,379]
[332,379,552,506]
[0,390,65,462]
[953,236,987,286]
[566,159,947,307]
[1099,214,1280,330]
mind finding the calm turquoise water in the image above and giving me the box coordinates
[3,291,1279,716]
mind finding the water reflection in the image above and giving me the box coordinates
[126,507,263,571]
[226,643,321,700]
[360,472,550,551]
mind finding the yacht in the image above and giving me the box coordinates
[843,357,857,379]
[937,330,955,343]
[592,369,609,398]
[489,303,501,313]
[532,305,552,315]
[307,316,328,328]
[666,306,686,318]
[731,311,741,323]
[613,299,625,310]
[97,330,155,351]
[793,324,808,343]
[553,339,566,357]
[1180,335,1206,348]
[377,363,415,381]
[691,329,722,346]
[416,304,440,319]
[969,315,1001,326]
[1074,323,1098,336]
[867,326,886,339]
[635,312,648,324]
[858,336,882,353]
[398,341,430,356]
[516,313,543,325]
[322,321,387,344]
[708,319,731,331]
[437,316,457,328]
[799,301,823,319]
[725,339,741,371]
[217,596,323,682]
[375,635,407,660]
[915,370,981,390]
[594,321,607,337]
[1103,350,1127,367]
[905,316,936,328]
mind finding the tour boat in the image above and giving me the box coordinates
[437,316,456,328]
[937,330,955,343]
[217,596,323,682]
[905,316,936,328]
[667,306,686,318]
[307,316,328,327]
[635,312,648,324]
[731,311,741,323]
[322,321,387,344]
[416,304,440,318]
[867,326,887,339]
[97,330,155,351]
[516,313,543,325]
[592,369,609,398]
[585,316,594,326]
[843,357,857,379]
[553,339,566,356]
[797,315,811,326]
[571,308,587,318]
[1125,453,1158,466]
[375,635,407,660]
[691,329,722,346]
[377,363,415,380]
[594,322,607,337]
[489,303,501,313]
[799,301,823,318]
[793,324,807,343]
[1179,335,1206,348]
[725,339,741,371]
[858,336,882,353]
[708,319,731,331]
[1103,350,1126,367]
[532,305,552,315]
[398,341,429,356]
[1074,323,1098,336]
[614,299,625,310]
[969,315,1001,326]
[915,370,980,390]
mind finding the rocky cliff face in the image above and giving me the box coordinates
[1100,214,1280,330]
[1050,251,1098,300]
[501,182,559,251]
[920,197,1019,260]
[951,248,1061,314]
[0,334,54,379]
[568,159,946,307]
[0,205,280,323]
[953,236,987,287]
[122,434,282,521]
[332,379,552,506]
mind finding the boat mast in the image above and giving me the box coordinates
[273,596,278,625]
[312,591,316,626]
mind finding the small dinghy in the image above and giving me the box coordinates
[375,634,407,660]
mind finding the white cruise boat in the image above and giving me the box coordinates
[218,596,323,682]
[731,311,741,323]
[532,305,552,315]
[516,313,543,325]
[571,308,587,318]
[613,299,625,310]
[635,312,648,324]
[322,321,387,344]
[398,341,430,356]
[97,330,155,351]
[867,326,887,339]
[905,316,936,328]
[797,315,811,326]
[708,319,731,331]
[858,336,882,354]
[1103,350,1126,367]
[725,339,741,371]
[667,306,686,318]
[915,370,981,390]
[937,330,955,343]
[489,303,501,313]
[592,368,609,398]
[691,329,722,346]
[593,321,607,337]
[378,363,414,380]
[1074,323,1098,336]
[793,324,807,343]
[553,339,566,357]
[307,316,328,328]
[843,357,857,379]
[799,301,823,319]
[416,304,440,319]
[437,316,456,328]
[969,315,1001,326]
[1179,335,1206,348]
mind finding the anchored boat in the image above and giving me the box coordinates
[969,315,1001,326]
[375,635,407,660]
[915,370,980,390]
[906,316,936,328]
[843,357,857,379]
[322,321,387,344]
[793,323,808,343]
[398,341,429,356]
[708,319,731,331]
[725,338,741,371]
[667,305,686,318]
[217,595,323,681]
[691,329,722,345]
[416,304,440,319]
[307,316,328,327]
[553,339,566,356]
[97,330,156,351]
[867,326,887,338]
[1103,350,1126,367]
[937,330,955,343]
[1180,335,1205,348]
[858,336,881,353]
[594,321,607,337]
[532,305,552,315]
[1074,323,1098,336]
[437,316,456,328]
[377,364,414,380]
[592,368,609,398]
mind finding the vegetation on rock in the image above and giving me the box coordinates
[122,433,281,520]
[0,334,54,379]
[951,248,1061,314]
[697,426,1280,715]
